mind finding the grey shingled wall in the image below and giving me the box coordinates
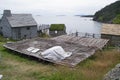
[101,34,120,46]
[0,16,12,38]
[12,26,37,40]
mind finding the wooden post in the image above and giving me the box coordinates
[93,34,95,38]
[75,31,78,37]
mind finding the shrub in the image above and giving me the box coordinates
[112,14,120,24]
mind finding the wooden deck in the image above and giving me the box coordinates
[4,35,109,67]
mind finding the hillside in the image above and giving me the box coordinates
[93,1,120,24]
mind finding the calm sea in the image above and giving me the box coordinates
[33,15,102,34]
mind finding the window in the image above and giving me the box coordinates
[24,35,27,39]
[27,27,30,30]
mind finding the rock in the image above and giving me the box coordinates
[104,64,120,80]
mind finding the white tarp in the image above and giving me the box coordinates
[41,46,72,61]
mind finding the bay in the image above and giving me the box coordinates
[33,15,102,34]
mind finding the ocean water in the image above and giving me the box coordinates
[33,15,102,34]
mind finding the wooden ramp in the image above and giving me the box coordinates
[4,35,109,67]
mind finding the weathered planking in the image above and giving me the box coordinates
[4,35,108,67]
[52,35,109,49]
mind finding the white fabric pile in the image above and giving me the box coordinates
[41,46,72,61]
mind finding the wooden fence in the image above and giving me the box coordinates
[69,32,101,38]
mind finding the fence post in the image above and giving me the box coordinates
[75,31,78,37]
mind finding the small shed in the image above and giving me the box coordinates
[101,24,120,46]
[49,24,66,37]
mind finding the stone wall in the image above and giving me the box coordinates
[104,64,120,80]
[49,30,66,37]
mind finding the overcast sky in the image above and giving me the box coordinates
[0,0,118,15]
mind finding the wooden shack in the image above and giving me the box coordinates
[101,24,120,46]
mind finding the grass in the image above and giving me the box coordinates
[39,33,50,38]
[0,36,120,80]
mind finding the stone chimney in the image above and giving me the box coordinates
[3,10,12,17]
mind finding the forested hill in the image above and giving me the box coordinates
[93,1,120,24]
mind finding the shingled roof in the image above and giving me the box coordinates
[6,14,37,27]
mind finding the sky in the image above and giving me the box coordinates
[0,0,118,15]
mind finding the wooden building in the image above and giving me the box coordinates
[0,10,38,40]
[101,24,120,46]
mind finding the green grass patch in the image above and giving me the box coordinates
[0,35,7,42]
